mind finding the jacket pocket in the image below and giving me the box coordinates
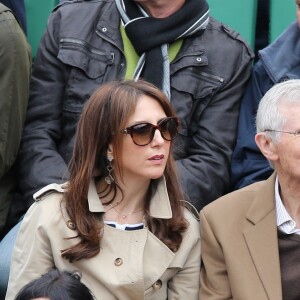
[171,67,224,100]
[170,67,224,159]
[58,38,114,78]
[58,38,114,113]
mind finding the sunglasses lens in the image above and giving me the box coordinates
[125,117,178,146]
[159,118,178,141]
[130,123,153,146]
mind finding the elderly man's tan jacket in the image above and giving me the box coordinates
[200,173,283,300]
[6,178,200,300]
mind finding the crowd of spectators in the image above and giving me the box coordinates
[0,0,299,299]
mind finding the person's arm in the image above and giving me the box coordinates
[18,9,69,205]
[199,210,232,300]
[167,213,201,299]
[176,46,253,210]
[0,6,31,181]
[230,60,274,190]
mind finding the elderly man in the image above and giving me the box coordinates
[231,0,300,190]
[200,79,300,300]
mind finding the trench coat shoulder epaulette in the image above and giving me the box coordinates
[33,183,67,202]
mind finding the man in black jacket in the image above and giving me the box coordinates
[16,0,252,214]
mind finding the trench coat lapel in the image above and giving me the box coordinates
[243,173,282,300]
[149,177,172,219]
[87,177,172,218]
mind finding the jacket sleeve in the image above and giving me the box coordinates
[5,201,55,300]
[18,10,69,206]
[176,44,253,210]
[199,210,233,300]
[230,60,274,190]
[0,7,31,180]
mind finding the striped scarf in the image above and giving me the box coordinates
[115,0,210,99]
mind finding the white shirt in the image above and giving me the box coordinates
[275,176,300,235]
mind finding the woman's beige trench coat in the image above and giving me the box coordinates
[6,178,200,300]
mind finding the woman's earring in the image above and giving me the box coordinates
[105,155,114,185]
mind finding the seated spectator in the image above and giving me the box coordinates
[6,80,201,300]
[231,0,300,190]
[14,269,94,300]
[15,0,253,217]
[0,4,30,298]
[0,0,27,33]
[200,79,300,299]
[0,3,31,238]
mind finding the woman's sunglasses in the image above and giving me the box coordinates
[121,117,179,146]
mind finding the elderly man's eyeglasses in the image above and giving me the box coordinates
[264,129,300,137]
[121,117,179,146]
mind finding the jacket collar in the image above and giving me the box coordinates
[243,172,282,299]
[87,177,172,219]
[259,22,300,83]
[245,173,277,224]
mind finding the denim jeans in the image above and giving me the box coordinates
[0,221,22,299]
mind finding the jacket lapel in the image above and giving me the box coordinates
[243,173,282,300]
[87,177,172,217]
[149,177,172,219]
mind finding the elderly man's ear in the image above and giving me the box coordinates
[255,132,279,162]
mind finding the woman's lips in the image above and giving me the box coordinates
[148,154,164,162]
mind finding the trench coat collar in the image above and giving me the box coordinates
[243,172,282,300]
[87,177,172,219]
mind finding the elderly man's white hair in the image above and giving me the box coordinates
[256,79,300,143]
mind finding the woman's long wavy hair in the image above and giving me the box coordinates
[62,80,188,262]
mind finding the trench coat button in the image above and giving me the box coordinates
[152,279,162,290]
[114,258,123,266]
[61,183,68,189]
[66,220,76,230]
[102,27,107,32]
[72,271,82,280]
[196,57,202,62]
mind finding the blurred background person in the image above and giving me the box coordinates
[15,269,95,300]
[231,0,300,190]
[0,0,27,34]
[0,3,31,298]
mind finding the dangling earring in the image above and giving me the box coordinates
[105,155,114,185]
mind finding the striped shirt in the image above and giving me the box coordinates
[275,176,300,235]
[104,221,144,231]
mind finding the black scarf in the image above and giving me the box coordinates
[116,0,210,98]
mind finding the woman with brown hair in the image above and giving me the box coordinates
[6,80,200,300]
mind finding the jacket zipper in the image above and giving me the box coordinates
[198,71,224,83]
[172,53,224,83]
[60,37,115,62]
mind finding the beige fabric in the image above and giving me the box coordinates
[6,178,200,300]
[200,173,282,300]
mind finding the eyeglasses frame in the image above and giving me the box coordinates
[264,129,300,137]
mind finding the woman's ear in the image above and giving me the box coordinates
[107,144,114,159]
[255,132,278,162]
